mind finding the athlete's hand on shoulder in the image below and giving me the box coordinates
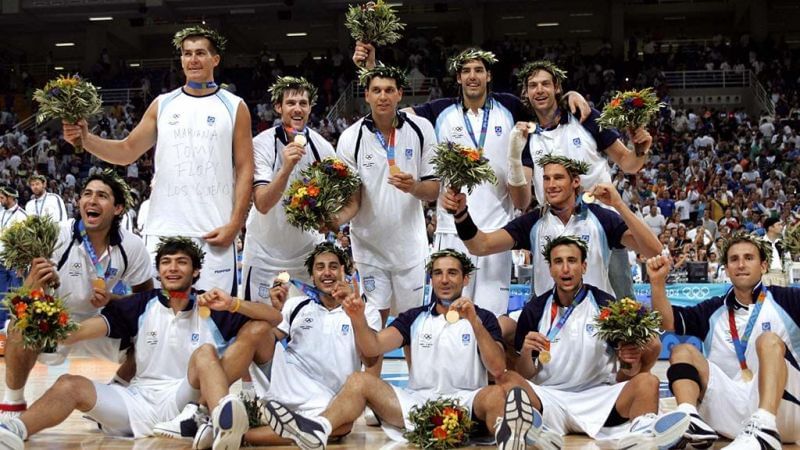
[388,171,416,194]
[61,119,89,148]
[199,288,234,311]
[564,91,591,123]
[521,331,549,354]
[203,222,239,247]
[342,291,365,319]
[23,257,58,291]
[269,283,289,311]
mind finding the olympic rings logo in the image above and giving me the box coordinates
[666,286,711,299]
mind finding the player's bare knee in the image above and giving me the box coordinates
[192,343,219,365]
[240,320,272,342]
[755,331,784,355]
[669,343,700,363]
[53,374,92,399]
[343,371,376,393]
[631,372,659,394]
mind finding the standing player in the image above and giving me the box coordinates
[331,65,439,322]
[500,236,689,448]
[62,26,253,294]
[647,234,800,449]
[24,174,67,222]
[0,186,28,295]
[258,249,551,450]
[0,171,154,415]
[241,76,335,302]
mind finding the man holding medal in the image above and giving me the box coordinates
[62,26,254,295]
[258,249,551,450]
[647,234,800,449]
[331,65,439,323]
[241,76,335,303]
[501,236,689,448]
[0,171,153,416]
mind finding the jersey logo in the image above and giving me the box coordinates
[585,324,595,334]
[581,235,590,243]
[145,331,158,346]
[207,116,216,127]
[168,113,180,125]
[451,126,464,140]
[405,148,413,160]
[341,324,350,335]
[420,333,433,349]
[258,283,269,299]
[534,148,544,156]
[300,316,314,330]
[495,126,502,136]
[363,276,376,292]
[191,333,200,343]
[461,333,471,345]
[69,262,82,277]
[107,268,118,278]
[762,322,771,331]
[573,137,581,147]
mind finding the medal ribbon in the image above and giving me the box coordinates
[374,128,397,167]
[463,103,490,150]
[290,279,322,304]
[1,206,18,228]
[35,195,45,216]
[78,220,112,282]
[186,81,218,89]
[728,285,767,373]
[545,285,589,342]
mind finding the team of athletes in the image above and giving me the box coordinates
[0,26,797,450]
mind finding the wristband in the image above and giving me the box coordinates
[455,212,478,241]
[454,207,469,220]
[229,297,242,313]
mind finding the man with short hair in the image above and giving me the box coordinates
[0,186,28,295]
[259,249,553,450]
[241,76,336,302]
[0,237,281,449]
[24,174,67,222]
[62,26,254,295]
[762,217,787,287]
[500,236,689,448]
[1,171,154,415]
[648,234,800,449]
[330,65,439,322]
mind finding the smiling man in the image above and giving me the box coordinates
[647,234,800,449]
[62,26,253,295]
[241,76,335,302]
[1,170,153,416]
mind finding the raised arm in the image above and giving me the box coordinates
[253,141,305,214]
[445,190,516,255]
[605,127,652,174]
[591,183,661,257]
[646,255,675,331]
[342,292,403,359]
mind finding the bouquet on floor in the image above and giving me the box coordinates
[405,397,474,449]
[345,0,405,51]
[239,392,262,428]
[33,74,102,150]
[432,141,497,196]
[284,157,361,232]
[4,287,77,351]
[597,88,664,133]
[594,297,661,369]
[0,215,60,283]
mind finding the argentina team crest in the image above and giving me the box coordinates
[573,137,581,147]
[495,126,502,136]
[405,148,413,159]
[258,283,269,299]
[461,334,471,345]
[207,115,216,127]
[363,276,376,292]
[341,324,350,335]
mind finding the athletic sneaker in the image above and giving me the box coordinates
[673,413,718,449]
[495,387,533,450]
[0,421,24,450]
[614,411,691,450]
[721,416,781,450]
[211,394,248,450]
[258,398,328,450]
[153,402,209,439]
[192,418,213,450]
[0,404,26,420]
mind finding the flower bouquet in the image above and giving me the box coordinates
[404,397,474,449]
[4,287,77,352]
[594,297,662,369]
[345,0,405,65]
[239,393,262,428]
[0,215,60,286]
[32,74,103,151]
[597,88,664,156]
[432,141,497,212]
[284,157,361,232]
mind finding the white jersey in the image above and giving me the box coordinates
[53,219,152,320]
[503,204,629,296]
[515,285,618,391]
[389,302,503,394]
[523,109,620,205]
[413,93,527,233]
[337,112,437,271]
[146,87,242,237]
[0,204,27,231]
[242,126,334,271]
[25,192,67,222]
[270,295,381,396]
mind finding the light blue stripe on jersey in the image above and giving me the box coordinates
[496,101,513,125]
[138,297,160,331]
[214,91,236,123]
[434,104,459,139]
[205,317,231,355]
[158,89,183,116]
[587,210,611,264]
[703,306,727,358]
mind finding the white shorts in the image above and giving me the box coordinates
[435,233,511,316]
[263,353,337,418]
[379,386,481,442]
[240,264,310,303]
[145,235,237,295]
[700,360,800,441]
[359,262,425,314]
[85,378,199,438]
[527,380,628,439]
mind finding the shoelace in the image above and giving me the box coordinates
[738,418,762,437]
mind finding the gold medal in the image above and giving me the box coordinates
[389,165,402,176]
[538,350,551,364]
[198,305,211,319]
[582,192,595,204]
[92,278,106,290]
[742,368,754,382]
[445,310,460,324]
[293,135,307,146]
[276,272,291,284]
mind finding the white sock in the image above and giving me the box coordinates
[110,374,130,387]
[675,403,699,416]
[752,409,777,429]
[2,388,25,405]
[316,416,333,436]
[241,381,254,391]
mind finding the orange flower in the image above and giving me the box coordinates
[461,149,480,161]
[432,425,448,440]
[30,289,44,300]
[58,312,69,326]
[443,407,458,418]
[610,98,621,108]
[290,196,302,208]
[15,303,27,315]
[307,185,320,197]
[599,308,611,320]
